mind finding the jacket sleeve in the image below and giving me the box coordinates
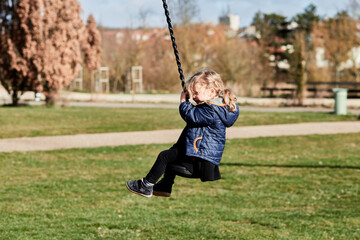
[179,101,214,126]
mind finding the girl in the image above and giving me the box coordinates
[126,68,239,197]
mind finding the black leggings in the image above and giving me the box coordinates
[145,148,196,184]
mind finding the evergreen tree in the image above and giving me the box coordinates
[252,12,288,86]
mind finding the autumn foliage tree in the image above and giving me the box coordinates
[0,0,43,105]
[82,14,102,93]
[0,0,100,105]
[82,14,101,71]
[41,0,84,105]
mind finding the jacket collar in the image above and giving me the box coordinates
[205,97,226,106]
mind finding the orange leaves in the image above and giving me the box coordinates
[82,14,102,72]
[1,0,101,104]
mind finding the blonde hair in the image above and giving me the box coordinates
[186,68,237,112]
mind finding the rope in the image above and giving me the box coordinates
[162,0,186,90]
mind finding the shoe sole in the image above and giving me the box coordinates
[153,191,171,197]
[126,182,152,198]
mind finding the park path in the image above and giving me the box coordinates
[0,121,359,153]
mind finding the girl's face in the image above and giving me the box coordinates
[192,83,216,104]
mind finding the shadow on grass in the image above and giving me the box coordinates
[222,163,360,170]
[1,103,30,107]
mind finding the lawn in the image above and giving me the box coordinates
[0,133,359,239]
[0,105,358,139]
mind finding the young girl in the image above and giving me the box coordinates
[126,68,239,197]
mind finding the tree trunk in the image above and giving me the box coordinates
[45,90,57,106]
[11,90,19,106]
[296,82,306,105]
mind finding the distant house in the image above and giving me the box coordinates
[219,14,239,31]
[237,25,260,39]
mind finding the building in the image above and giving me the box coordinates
[219,14,239,31]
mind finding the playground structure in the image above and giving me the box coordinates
[70,66,83,90]
[94,67,110,93]
[70,66,143,93]
[131,66,143,93]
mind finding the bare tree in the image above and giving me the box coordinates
[140,28,179,92]
[138,7,152,29]
[210,36,250,91]
[314,12,357,83]
[348,0,360,19]
[169,0,199,26]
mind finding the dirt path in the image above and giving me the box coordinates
[1,121,359,153]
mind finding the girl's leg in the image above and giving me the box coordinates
[152,160,181,197]
[152,170,175,197]
[127,148,193,198]
[153,157,197,197]
[145,148,179,184]
[126,148,180,198]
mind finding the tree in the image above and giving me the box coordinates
[82,14,102,93]
[252,12,288,86]
[0,0,94,105]
[140,32,179,92]
[210,34,253,94]
[82,14,102,72]
[292,4,320,34]
[170,0,199,26]
[347,0,360,81]
[289,31,307,104]
[0,0,43,105]
[175,24,218,77]
[314,12,358,83]
[290,4,320,104]
[163,0,202,80]
[347,0,360,19]
[39,0,84,105]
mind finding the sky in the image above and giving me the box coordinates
[77,0,349,29]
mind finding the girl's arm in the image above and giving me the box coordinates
[180,91,189,103]
[179,101,214,126]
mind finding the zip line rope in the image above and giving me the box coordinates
[161,0,186,91]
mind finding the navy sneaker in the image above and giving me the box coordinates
[126,179,153,198]
[153,179,173,197]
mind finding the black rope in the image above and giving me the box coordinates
[162,0,185,90]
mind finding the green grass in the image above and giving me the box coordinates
[0,133,359,239]
[0,105,358,138]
